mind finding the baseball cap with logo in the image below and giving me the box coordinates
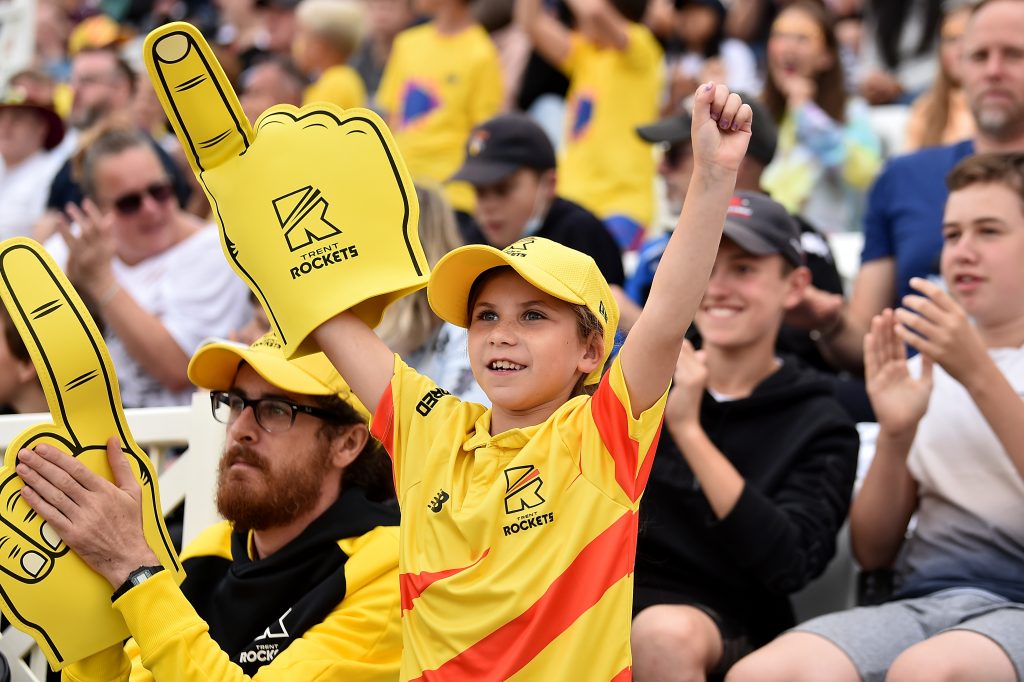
[450,113,557,187]
[428,237,618,385]
[188,332,370,421]
[723,191,804,267]
[636,94,777,167]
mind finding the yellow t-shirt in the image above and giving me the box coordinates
[371,355,668,681]
[303,64,368,110]
[557,23,663,229]
[376,22,503,213]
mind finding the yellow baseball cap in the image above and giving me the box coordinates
[187,332,370,421]
[427,236,618,385]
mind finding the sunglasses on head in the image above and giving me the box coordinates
[111,182,175,215]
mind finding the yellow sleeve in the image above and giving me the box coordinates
[468,40,504,125]
[303,67,367,109]
[371,355,482,498]
[61,644,133,682]
[620,23,661,72]
[375,35,406,117]
[558,32,587,76]
[107,566,401,682]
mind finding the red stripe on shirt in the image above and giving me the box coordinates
[591,373,663,502]
[610,666,632,682]
[409,511,638,682]
[371,383,396,458]
[370,383,398,494]
[400,549,491,612]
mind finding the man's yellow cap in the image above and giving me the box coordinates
[187,332,370,421]
[427,237,618,385]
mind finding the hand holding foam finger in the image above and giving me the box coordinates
[145,22,428,358]
[0,239,182,670]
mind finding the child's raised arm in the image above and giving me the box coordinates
[618,84,752,414]
[313,312,397,420]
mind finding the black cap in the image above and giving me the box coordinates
[723,191,804,267]
[450,114,557,186]
[636,94,777,167]
[256,0,299,8]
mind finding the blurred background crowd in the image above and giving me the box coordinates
[0,0,983,412]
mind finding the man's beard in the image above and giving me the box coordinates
[973,101,1024,140]
[215,442,333,531]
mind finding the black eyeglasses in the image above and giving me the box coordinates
[110,182,175,215]
[210,390,342,433]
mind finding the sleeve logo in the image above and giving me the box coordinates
[416,387,451,416]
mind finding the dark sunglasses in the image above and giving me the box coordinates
[111,182,175,215]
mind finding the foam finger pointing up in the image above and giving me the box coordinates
[144,22,252,175]
[0,240,128,448]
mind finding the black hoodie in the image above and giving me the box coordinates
[635,358,859,645]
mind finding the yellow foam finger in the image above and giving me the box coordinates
[204,105,428,356]
[0,239,183,670]
[144,22,251,175]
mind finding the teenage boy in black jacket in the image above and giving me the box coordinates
[631,191,859,682]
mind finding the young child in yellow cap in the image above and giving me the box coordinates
[301,83,753,681]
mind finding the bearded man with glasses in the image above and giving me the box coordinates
[45,124,251,408]
[41,332,403,680]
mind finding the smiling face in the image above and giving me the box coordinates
[767,6,832,82]
[695,239,808,352]
[941,182,1024,329]
[467,269,600,428]
[92,145,180,265]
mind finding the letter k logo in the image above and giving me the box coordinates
[273,186,342,252]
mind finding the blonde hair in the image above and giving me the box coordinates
[913,1,973,148]
[296,0,365,57]
[376,184,465,355]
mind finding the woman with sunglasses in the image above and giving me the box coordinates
[45,122,251,407]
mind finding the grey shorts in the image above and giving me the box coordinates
[796,588,1024,682]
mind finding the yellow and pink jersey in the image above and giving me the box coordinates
[371,354,667,681]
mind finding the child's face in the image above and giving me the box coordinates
[695,239,805,351]
[412,0,442,17]
[473,169,554,249]
[291,26,315,73]
[675,6,719,48]
[467,269,596,415]
[767,7,831,82]
[941,182,1024,327]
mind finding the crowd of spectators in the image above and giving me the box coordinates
[0,0,1022,680]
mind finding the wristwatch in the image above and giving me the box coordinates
[111,564,165,603]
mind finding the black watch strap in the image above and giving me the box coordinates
[111,564,165,603]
